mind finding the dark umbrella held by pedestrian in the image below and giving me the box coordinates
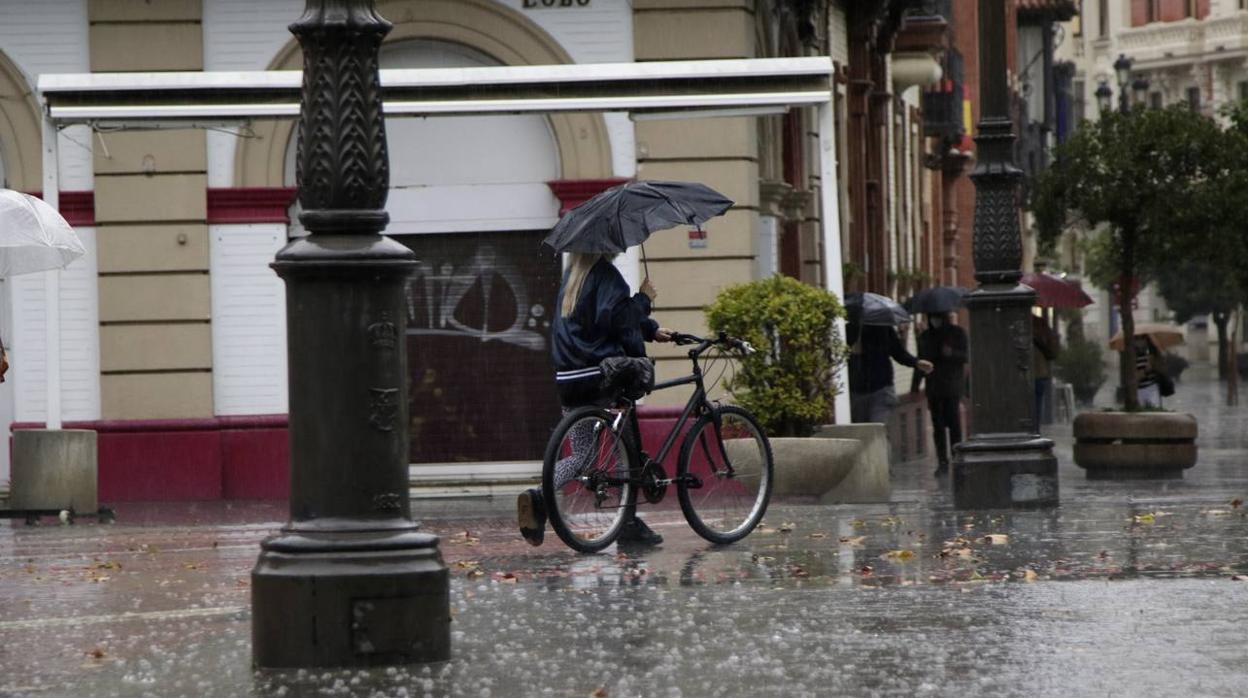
[905,286,970,315]
[542,180,733,278]
[845,292,911,327]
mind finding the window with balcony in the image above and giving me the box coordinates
[1150,91,1163,109]
[1239,81,1248,103]
[1132,0,1209,25]
[1187,86,1201,111]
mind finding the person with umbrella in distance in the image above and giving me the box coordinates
[844,292,932,426]
[517,181,733,548]
[907,287,969,477]
[1109,324,1183,408]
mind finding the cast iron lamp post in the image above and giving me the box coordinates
[251,0,450,668]
[1098,54,1150,115]
[951,0,1058,508]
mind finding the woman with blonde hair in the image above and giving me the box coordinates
[517,252,672,547]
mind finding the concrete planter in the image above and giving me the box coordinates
[767,423,891,503]
[1072,411,1198,479]
[11,429,98,513]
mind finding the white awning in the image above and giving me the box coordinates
[39,56,833,124]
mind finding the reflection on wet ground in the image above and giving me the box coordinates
[1,374,1247,696]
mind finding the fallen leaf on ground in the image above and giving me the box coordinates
[982,534,1009,545]
[1133,513,1156,525]
[778,522,796,533]
[807,532,828,539]
[591,689,609,698]
[838,536,865,546]
[1023,569,1038,582]
[449,530,481,546]
[86,648,106,659]
[1231,498,1243,509]
[1201,510,1232,517]
[883,549,916,561]
[850,519,867,529]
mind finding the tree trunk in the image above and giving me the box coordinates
[1119,233,1139,411]
[1213,311,1230,381]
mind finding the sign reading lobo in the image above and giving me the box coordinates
[523,0,591,7]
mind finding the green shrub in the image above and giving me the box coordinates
[705,275,846,437]
[1054,337,1108,405]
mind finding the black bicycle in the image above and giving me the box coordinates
[541,332,775,553]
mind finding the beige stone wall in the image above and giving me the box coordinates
[89,0,212,420]
[634,1,759,406]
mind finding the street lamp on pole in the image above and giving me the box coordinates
[1095,80,1113,115]
[952,0,1058,508]
[1102,54,1150,115]
[251,0,450,668]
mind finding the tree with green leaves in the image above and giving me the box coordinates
[1031,105,1236,410]
[1154,260,1240,380]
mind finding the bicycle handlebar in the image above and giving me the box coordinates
[670,331,756,356]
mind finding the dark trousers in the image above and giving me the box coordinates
[927,395,963,466]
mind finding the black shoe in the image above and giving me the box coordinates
[934,464,950,477]
[617,517,663,546]
[517,488,546,547]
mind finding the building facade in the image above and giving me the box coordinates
[1053,0,1247,351]
[0,0,895,498]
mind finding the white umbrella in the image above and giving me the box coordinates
[0,189,85,275]
[0,189,86,430]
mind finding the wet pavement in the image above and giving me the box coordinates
[2,370,1247,697]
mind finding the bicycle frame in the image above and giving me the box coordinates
[618,337,730,485]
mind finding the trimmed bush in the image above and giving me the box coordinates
[705,275,846,437]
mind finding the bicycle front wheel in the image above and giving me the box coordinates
[677,405,773,544]
[542,407,636,553]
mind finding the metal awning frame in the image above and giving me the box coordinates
[33,56,849,427]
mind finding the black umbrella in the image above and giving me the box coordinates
[845,292,910,326]
[904,286,970,315]
[542,180,733,255]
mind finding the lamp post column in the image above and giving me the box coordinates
[952,0,1058,508]
[251,0,450,668]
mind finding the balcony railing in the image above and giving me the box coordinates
[1119,11,1248,65]
[922,47,964,139]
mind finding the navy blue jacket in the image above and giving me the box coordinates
[552,258,658,375]
[847,322,919,394]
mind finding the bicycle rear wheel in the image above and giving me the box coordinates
[677,405,773,544]
[542,407,636,553]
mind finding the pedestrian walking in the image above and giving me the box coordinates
[1134,334,1166,408]
[847,320,932,424]
[911,312,968,476]
[517,252,673,547]
[1032,313,1060,424]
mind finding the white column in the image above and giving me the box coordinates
[41,115,62,430]
[819,101,850,425]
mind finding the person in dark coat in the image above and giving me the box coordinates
[911,312,969,476]
[847,321,932,424]
[517,252,672,547]
[1032,313,1060,425]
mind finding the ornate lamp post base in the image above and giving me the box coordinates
[252,235,450,667]
[952,289,1059,509]
[253,530,448,667]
